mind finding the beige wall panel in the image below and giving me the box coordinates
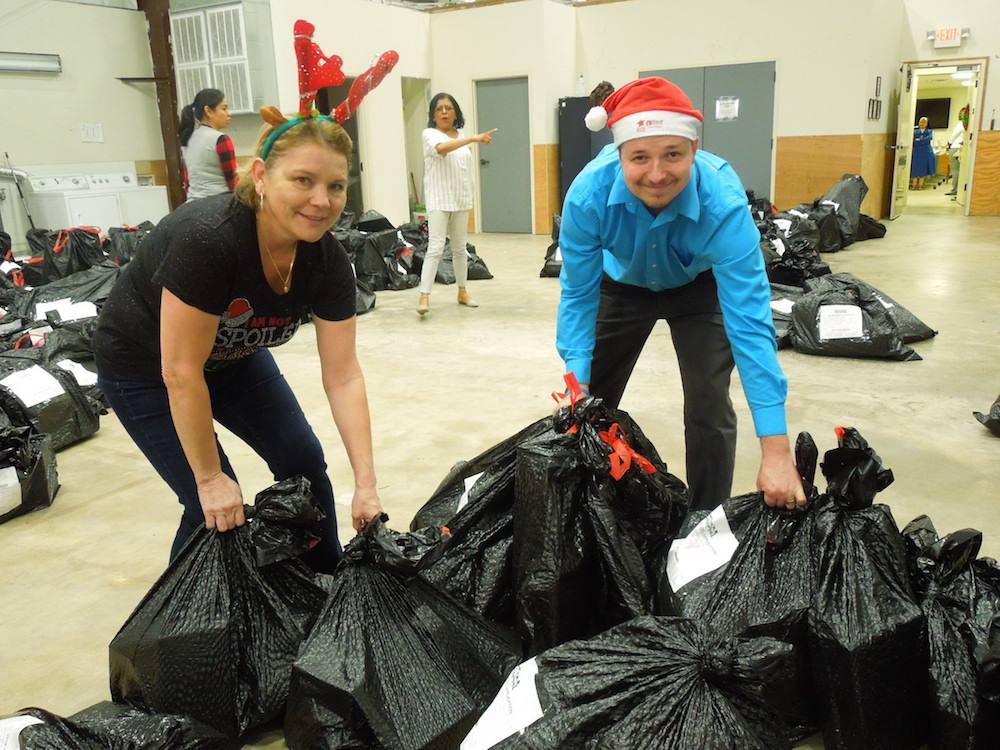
[860,133,895,220]
[533,144,560,236]
[774,135,862,212]
[970,132,1000,216]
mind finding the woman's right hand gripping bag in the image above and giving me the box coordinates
[807,427,929,750]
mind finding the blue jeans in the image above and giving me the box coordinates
[97,350,343,572]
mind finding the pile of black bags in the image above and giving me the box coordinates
[749,176,938,360]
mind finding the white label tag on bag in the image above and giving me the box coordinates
[818,304,864,340]
[0,715,44,749]
[57,359,98,386]
[0,365,65,408]
[666,504,739,591]
[34,299,98,323]
[456,471,485,513]
[461,658,543,750]
[0,260,20,274]
[0,466,21,517]
[770,298,795,315]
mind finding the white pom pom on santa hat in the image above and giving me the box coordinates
[585,77,704,146]
[585,106,608,132]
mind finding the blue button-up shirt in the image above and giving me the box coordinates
[557,144,787,437]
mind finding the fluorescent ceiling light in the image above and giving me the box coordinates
[951,71,974,80]
[0,51,62,73]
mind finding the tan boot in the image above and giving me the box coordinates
[416,293,430,315]
[457,287,478,308]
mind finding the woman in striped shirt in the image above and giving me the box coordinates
[416,92,496,315]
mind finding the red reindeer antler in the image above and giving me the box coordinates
[293,19,345,117]
[332,50,400,124]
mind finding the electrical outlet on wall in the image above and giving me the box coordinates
[79,123,104,143]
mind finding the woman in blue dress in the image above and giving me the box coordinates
[909,116,936,190]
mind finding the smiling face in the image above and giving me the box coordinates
[252,140,349,246]
[619,135,698,213]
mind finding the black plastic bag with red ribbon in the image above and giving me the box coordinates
[22,227,107,286]
[512,377,689,655]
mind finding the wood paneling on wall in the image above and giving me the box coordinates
[533,143,560,235]
[860,133,895,220]
[774,135,862,213]
[970,131,1000,216]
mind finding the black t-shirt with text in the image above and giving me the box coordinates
[94,193,356,381]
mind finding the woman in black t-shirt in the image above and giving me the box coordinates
[94,115,383,572]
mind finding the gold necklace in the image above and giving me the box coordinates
[259,233,296,293]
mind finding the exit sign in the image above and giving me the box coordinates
[934,27,963,48]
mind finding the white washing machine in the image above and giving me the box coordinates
[23,171,169,233]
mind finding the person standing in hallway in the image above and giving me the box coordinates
[416,92,496,315]
[94,112,384,574]
[909,116,936,191]
[555,77,805,513]
[945,107,969,197]
[179,88,239,199]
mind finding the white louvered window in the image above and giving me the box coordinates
[170,4,252,114]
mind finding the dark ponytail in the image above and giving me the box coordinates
[178,88,226,147]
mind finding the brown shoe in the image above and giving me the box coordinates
[417,293,430,315]
[457,287,478,308]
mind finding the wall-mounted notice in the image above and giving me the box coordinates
[716,96,739,122]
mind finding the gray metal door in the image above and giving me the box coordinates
[475,77,531,233]
[641,62,775,198]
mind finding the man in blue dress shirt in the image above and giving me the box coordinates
[556,77,805,512]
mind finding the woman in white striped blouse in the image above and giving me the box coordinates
[417,92,497,315]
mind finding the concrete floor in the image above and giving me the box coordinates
[1,196,998,749]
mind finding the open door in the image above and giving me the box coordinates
[889,63,916,220]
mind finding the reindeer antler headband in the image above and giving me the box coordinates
[259,20,400,160]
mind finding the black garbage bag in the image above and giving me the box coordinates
[0,358,102,450]
[772,211,821,254]
[354,229,417,292]
[464,616,793,750]
[0,417,58,525]
[513,395,689,655]
[747,189,776,221]
[0,319,105,409]
[13,260,121,323]
[856,213,887,240]
[821,174,869,248]
[788,202,842,253]
[790,276,921,360]
[334,205,356,230]
[540,215,561,278]
[8,703,228,750]
[973,393,1000,437]
[808,427,928,750]
[109,477,331,738]
[285,518,522,750]
[355,210,395,233]
[902,517,1000,750]
[414,417,553,627]
[769,282,806,349]
[397,220,427,251]
[653,432,821,742]
[103,222,155,266]
[23,227,107,286]
[413,243,492,285]
[354,276,376,316]
[804,272,936,343]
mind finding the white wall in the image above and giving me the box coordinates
[900,0,999,134]
[0,0,161,244]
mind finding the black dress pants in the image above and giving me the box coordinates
[590,271,737,512]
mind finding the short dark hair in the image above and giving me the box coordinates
[427,92,465,129]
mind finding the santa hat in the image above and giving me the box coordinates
[585,77,703,147]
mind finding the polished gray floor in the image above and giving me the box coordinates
[1,195,997,748]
